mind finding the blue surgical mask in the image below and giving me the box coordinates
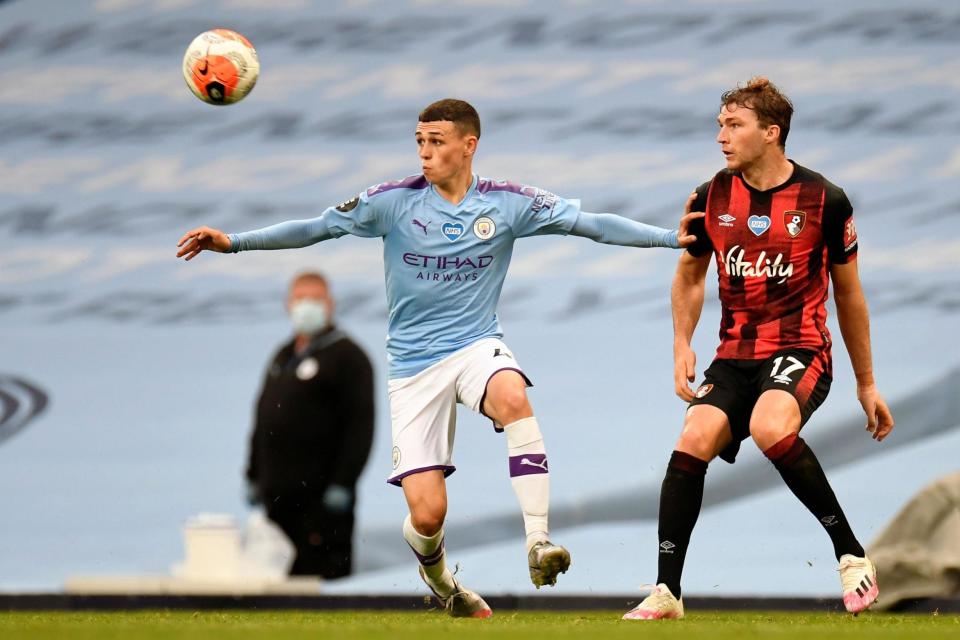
[289,300,329,335]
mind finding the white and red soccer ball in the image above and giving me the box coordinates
[182,29,259,105]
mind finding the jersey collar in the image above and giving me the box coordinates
[428,174,478,210]
[735,159,799,196]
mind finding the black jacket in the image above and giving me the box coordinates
[246,328,374,498]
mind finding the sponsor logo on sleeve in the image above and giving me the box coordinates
[392,446,401,470]
[844,218,858,251]
[335,196,359,212]
[521,185,558,214]
[784,210,806,237]
[747,215,771,236]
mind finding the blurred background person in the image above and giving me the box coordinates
[246,271,375,579]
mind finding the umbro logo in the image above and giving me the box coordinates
[659,541,676,554]
[718,213,736,227]
[821,515,838,527]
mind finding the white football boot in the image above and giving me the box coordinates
[622,583,685,620]
[527,541,571,588]
[419,567,492,618]
[838,554,879,613]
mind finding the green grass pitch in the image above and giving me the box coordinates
[1,611,958,640]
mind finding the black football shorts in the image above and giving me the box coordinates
[688,347,832,463]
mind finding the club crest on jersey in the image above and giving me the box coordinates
[748,215,771,236]
[473,216,496,240]
[784,210,806,238]
[441,222,465,241]
[695,383,714,399]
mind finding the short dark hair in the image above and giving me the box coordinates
[418,98,481,138]
[721,77,793,148]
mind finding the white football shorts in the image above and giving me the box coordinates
[386,338,531,486]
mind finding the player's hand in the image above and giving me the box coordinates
[674,342,698,402]
[677,192,705,247]
[176,226,231,261]
[857,384,894,441]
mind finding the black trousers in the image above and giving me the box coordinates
[265,493,355,579]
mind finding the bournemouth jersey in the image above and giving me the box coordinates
[686,162,859,361]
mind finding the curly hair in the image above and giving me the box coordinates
[721,77,793,148]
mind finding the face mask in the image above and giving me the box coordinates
[289,300,329,335]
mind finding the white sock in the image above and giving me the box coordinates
[402,514,455,597]
[504,417,550,552]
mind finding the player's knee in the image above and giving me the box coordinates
[409,509,445,537]
[749,419,795,450]
[489,385,532,424]
[675,426,720,461]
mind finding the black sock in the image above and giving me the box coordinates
[656,451,708,599]
[765,434,865,560]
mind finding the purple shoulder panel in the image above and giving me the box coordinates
[476,177,530,197]
[366,174,429,197]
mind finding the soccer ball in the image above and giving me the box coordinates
[182,29,259,105]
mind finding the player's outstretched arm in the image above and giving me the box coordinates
[672,250,711,401]
[568,192,704,248]
[176,217,337,262]
[176,226,231,261]
[830,261,894,441]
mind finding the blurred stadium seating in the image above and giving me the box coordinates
[0,0,957,599]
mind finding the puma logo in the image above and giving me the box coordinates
[493,348,512,359]
[412,219,431,235]
[520,457,549,472]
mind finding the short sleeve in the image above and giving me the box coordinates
[511,186,582,238]
[684,182,713,257]
[823,187,858,264]
[320,188,393,239]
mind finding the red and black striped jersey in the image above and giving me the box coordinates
[686,161,859,361]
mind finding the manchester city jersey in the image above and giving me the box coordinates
[319,174,581,378]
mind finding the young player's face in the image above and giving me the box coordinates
[415,120,475,185]
[716,103,772,171]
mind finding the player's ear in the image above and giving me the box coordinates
[463,135,478,156]
[764,124,781,146]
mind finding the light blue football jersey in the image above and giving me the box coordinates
[317,174,580,378]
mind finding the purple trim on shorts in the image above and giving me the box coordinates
[407,538,445,567]
[509,453,549,477]
[479,367,534,433]
[367,175,429,197]
[387,464,455,487]
[476,177,525,195]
